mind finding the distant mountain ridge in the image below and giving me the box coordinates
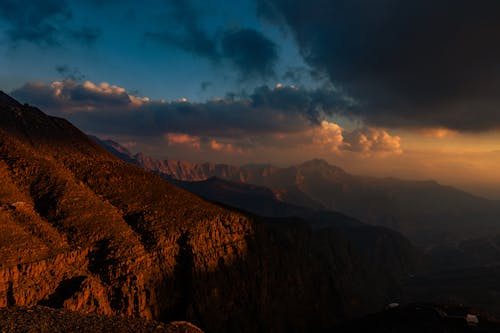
[93,137,500,248]
[169,177,361,229]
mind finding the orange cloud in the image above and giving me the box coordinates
[311,121,402,155]
[166,133,201,150]
[416,127,458,139]
[210,139,243,154]
[312,121,344,152]
[343,127,402,156]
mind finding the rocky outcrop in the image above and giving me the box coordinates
[0,306,204,333]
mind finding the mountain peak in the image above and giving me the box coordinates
[0,91,21,108]
[303,158,329,165]
[300,158,345,171]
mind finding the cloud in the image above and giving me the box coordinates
[416,128,458,139]
[200,81,213,91]
[310,121,402,155]
[166,134,244,154]
[12,80,352,135]
[55,65,87,81]
[145,0,218,60]
[258,0,500,132]
[0,0,100,47]
[166,133,201,150]
[145,1,278,80]
[221,28,278,79]
[311,121,344,152]
[11,79,401,156]
[12,81,136,112]
[343,127,402,155]
[209,139,243,154]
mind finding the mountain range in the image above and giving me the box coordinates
[96,140,500,250]
[92,134,500,321]
[0,91,420,332]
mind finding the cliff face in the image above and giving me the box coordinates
[0,92,418,332]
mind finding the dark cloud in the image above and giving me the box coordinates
[145,0,218,60]
[145,1,278,80]
[258,0,500,131]
[55,65,87,81]
[221,28,278,79]
[0,0,100,47]
[11,80,353,138]
[200,81,213,91]
[251,84,355,124]
[11,79,401,155]
[12,81,132,113]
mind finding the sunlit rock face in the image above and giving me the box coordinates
[0,92,418,332]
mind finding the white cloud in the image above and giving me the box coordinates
[312,121,344,152]
[343,127,402,155]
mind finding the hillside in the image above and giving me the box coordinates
[0,306,203,333]
[0,91,419,332]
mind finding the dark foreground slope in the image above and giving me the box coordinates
[0,306,202,333]
[0,91,418,332]
[336,303,500,332]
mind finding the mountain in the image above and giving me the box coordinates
[88,135,138,165]
[169,177,346,226]
[99,142,500,249]
[0,91,419,332]
[252,159,500,248]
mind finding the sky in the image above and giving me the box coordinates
[1,0,500,198]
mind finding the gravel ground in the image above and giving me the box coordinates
[0,307,203,333]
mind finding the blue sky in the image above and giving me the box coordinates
[0,0,311,101]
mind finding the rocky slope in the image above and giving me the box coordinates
[102,144,500,249]
[0,91,419,332]
[0,306,203,333]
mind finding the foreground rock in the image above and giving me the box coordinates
[0,306,203,333]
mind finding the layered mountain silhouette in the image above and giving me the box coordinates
[169,177,357,227]
[100,143,500,249]
[0,91,420,332]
